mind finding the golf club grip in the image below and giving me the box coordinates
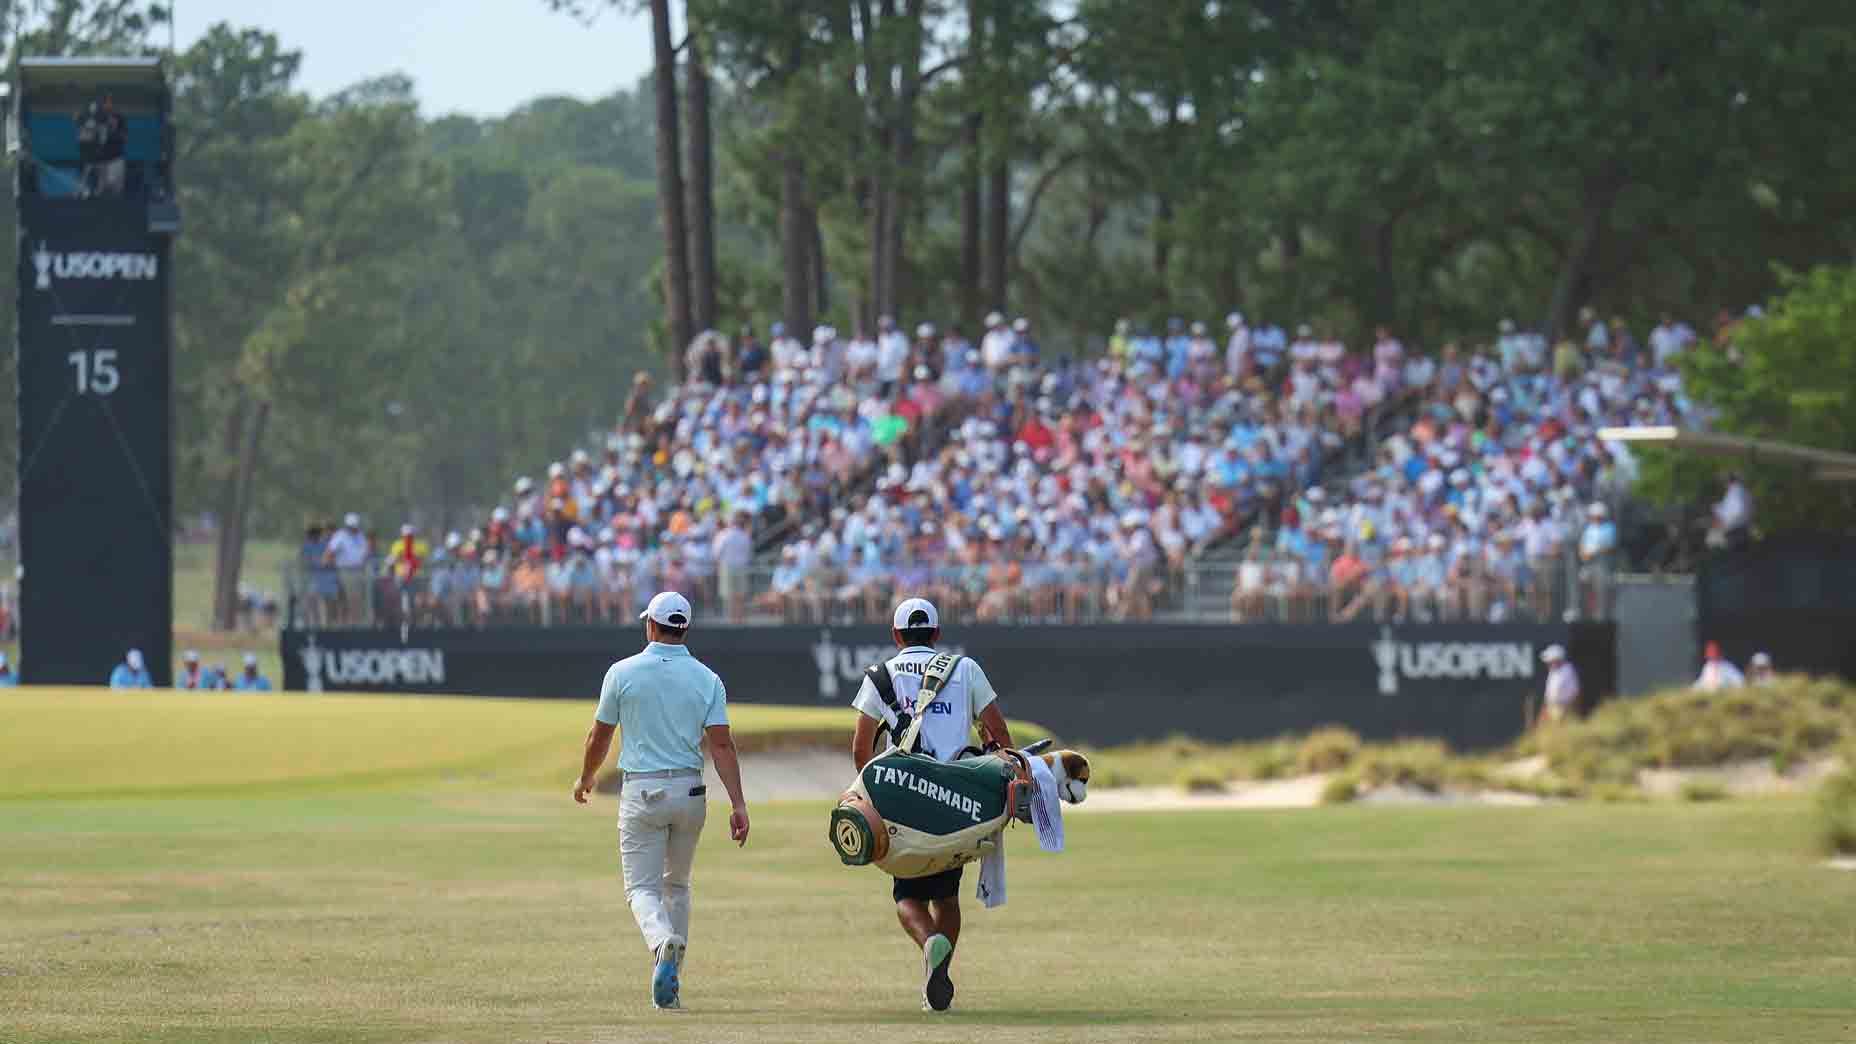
[1020,738,1052,755]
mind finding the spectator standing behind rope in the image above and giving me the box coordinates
[108,649,151,689]
[1693,641,1746,691]
[0,652,16,687]
[176,649,207,690]
[1537,644,1580,725]
[1747,652,1776,686]
[233,653,273,691]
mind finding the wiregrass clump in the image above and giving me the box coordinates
[1083,677,1856,802]
[1529,676,1856,788]
[1817,761,1856,856]
[1296,726,1363,774]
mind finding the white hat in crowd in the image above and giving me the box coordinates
[126,649,144,670]
[893,597,938,631]
[343,512,361,528]
[243,653,259,668]
[639,591,692,628]
[183,649,199,663]
[1750,652,1773,668]
[1540,644,1566,663]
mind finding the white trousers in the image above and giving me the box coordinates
[618,780,707,954]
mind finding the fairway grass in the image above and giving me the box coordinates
[2,688,1058,800]
[3,788,1853,1043]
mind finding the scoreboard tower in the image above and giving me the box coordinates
[13,57,178,686]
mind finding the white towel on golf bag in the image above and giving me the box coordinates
[1025,754,1065,853]
[976,830,1006,909]
[975,754,1067,909]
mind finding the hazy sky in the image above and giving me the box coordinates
[171,0,665,117]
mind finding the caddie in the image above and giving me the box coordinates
[851,597,1012,1012]
[574,590,750,1011]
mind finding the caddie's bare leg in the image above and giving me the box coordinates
[895,898,937,947]
[929,896,961,949]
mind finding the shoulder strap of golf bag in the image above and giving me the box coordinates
[897,652,963,756]
[865,663,909,750]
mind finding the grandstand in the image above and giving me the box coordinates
[282,311,1724,631]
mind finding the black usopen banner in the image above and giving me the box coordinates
[17,199,172,685]
[281,622,1615,751]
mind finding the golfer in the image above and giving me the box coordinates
[574,591,750,1011]
[851,597,1012,1012]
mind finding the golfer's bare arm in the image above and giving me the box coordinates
[852,712,881,771]
[705,724,751,845]
[573,720,616,802]
[705,724,748,810]
[979,703,1013,751]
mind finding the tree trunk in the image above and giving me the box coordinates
[810,201,829,316]
[1545,173,1623,341]
[1152,97,1180,288]
[212,398,270,633]
[780,148,813,340]
[959,112,982,333]
[982,0,1010,314]
[1153,194,1174,283]
[650,0,693,371]
[984,157,1009,312]
[1372,215,1399,328]
[685,26,718,336]
[210,399,247,631]
[882,0,923,322]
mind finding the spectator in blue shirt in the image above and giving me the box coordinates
[1009,317,1039,366]
[176,649,208,689]
[233,653,273,691]
[108,648,152,689]
[0,651,16,687]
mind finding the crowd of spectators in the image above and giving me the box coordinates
[290,304,1738,629]
[1227,310,1725,623]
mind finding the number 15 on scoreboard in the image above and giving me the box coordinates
[66,349,120,395]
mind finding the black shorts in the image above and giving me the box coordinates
[893,866,963,903]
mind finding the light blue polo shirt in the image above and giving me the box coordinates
[594,641,729,773]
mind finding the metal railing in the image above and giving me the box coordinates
[282,548,1617,631]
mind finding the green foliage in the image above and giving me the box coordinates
[1638,265,1856,534]
[1678,779,1731,803]
[1295,726,1363,774]
[1174,765,1229,794]
[1080,734,1297,789]
[1817,764,1856,855]
[1318,773,1360,805]
[1352,739,1456,793]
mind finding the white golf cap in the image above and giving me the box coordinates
[639,591,692,628]
[1750,652,1772,667]
[893,597,939,631]
[343,512,361,528]
[1540,644,1566,663]
[126,648,144,669]
[183,649,199,662]
[243,652,259,667]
